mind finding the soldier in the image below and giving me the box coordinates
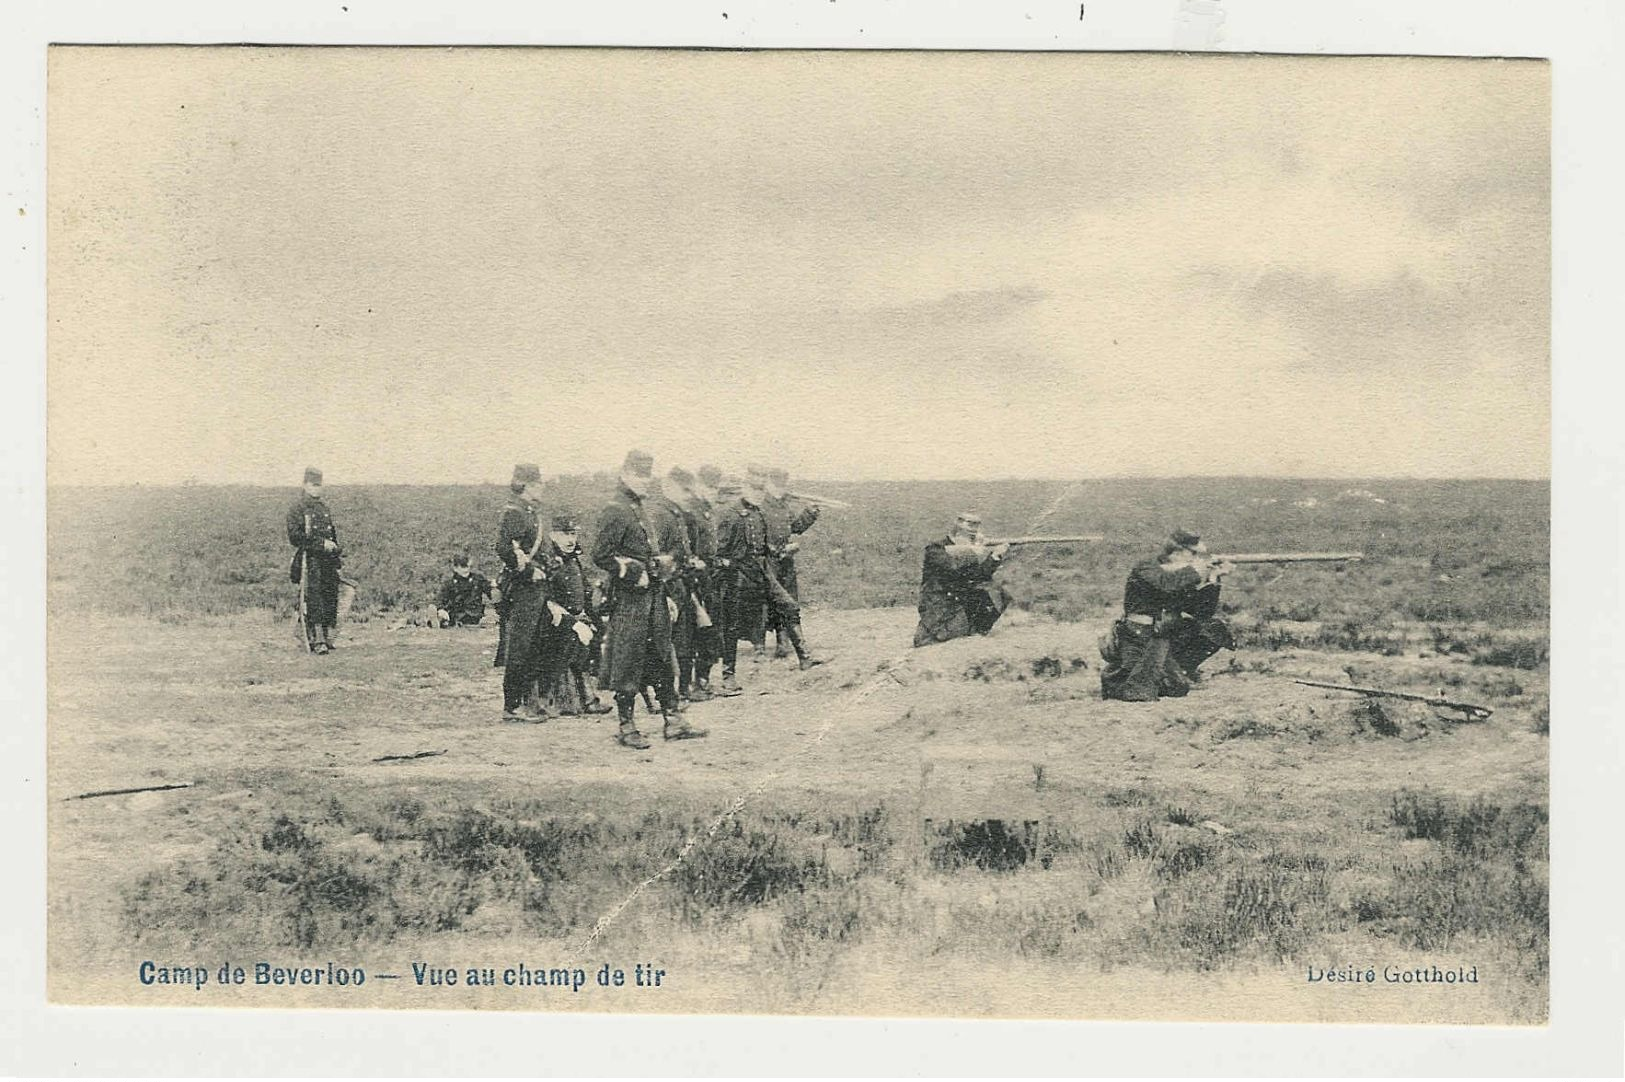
[537,514,612,716]
[709,476,753,695]
[496,463,551,722]
[723,473,829,671]
[287,466,344,655]
[760,466,821,660]
[654,468,699,707]
[436,554,493,628]
[912,512,1013,647]
[1099,529,1236,702]
[592,450,707,748]
[662,467,716,703]
[684,465,736,699]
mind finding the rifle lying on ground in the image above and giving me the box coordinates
[1211,552,1364,564]
[1293,679,1493,721]
[980,534,1105,547]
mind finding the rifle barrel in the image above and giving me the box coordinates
[786,490,852,509]
[985,535,1104,546]
[1293,679,1492,720]
[1215,552,1363,564]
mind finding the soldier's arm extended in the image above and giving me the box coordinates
[788,503,820,535]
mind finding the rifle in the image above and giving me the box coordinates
[785,490,852,509]
[980,535,1105,547]
[296,511,311,650]
[1293,679,1492,721]
[1211,552,1364,564]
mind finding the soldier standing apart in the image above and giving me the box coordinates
[761,466,821,660]
[592,450,707,748]
[912,512,1013,647]
[287,466,344,655]
[496,463,551,722]
[537,514,612,716]
[1099,529,1235,702]
[738,473,828,670]
[436,554,493,628]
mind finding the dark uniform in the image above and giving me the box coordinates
[682,496,723,697]
[592,454,706,746]
[1099,547,1234,702]
[714,495,772,672]
[761,493,820,655]
[537,532,608,715]
[912,537,1011,646]
[286,472,343,654]
[653,493,696,694]
[496,480,549,716]
[437,567,493,627]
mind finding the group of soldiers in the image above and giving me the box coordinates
[289,462,1243,747]
[912,516,1236,701]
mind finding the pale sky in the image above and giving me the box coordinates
[47,48,1549,485]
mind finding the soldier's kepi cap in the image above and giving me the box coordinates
[551,513,578,531]
[696,464,723,487]
[622,449,655,478]
[955,511,982,526]
[1170,528,1201,549]
[512,463,541,485]
[667,466,695,487]
[303,466,323,484]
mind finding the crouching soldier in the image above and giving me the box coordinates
[912,512,1012,647]
[1099,529,1235,702]
[537,514,612,716]
[287,466,344,655]
[436,554,493,628]
[592,450,707,748]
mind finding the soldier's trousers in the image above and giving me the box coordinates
[300,554,341,630]
[1169,617,1233,677]
[538,617,590,713]
[501,587,548,712]
[1099,620,1191,702]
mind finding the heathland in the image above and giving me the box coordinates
[46,478,1548,1021]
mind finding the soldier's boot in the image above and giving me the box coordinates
[677,658,693,702]
[787,622,828,670]
[772,631,790,660]
[523,685,551,722]
[322,626,338,651]
[717,668,744,696]
[575,672,612,714]
[661,698,708,741]
[614,696,650,750]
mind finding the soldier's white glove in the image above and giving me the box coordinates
[991,543,1011,560]
[784,540,800,555]
[666,596,679,622]
[322,539,338,553]
[547,600,569,626]
[689,556,706,570]
[574,621,594,645]
[636,570,650,589]
[436,608,450,626]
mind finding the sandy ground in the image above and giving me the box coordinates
[46,605,1548,1021]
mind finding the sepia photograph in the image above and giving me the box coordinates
[43,42,1555,1030]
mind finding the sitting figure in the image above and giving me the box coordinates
[436,553,493,628]
[1100,529,1235,702]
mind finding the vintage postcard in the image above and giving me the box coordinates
[45,45,1550,1025]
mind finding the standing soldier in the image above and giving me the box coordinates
[733,472,829,671]
[654,468,698,707]
[1099,529,1235,702]
[592,450,707,748]
[683,465,735,699]
[912,512,1012,647]
[761,466,821,660]
[537,514,612,716]
[287,466,344,655]
[496,463,550,722]
[710,476,753,695]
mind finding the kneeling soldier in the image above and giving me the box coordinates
[1099,529,1235,702]
[912,512,1012,647]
